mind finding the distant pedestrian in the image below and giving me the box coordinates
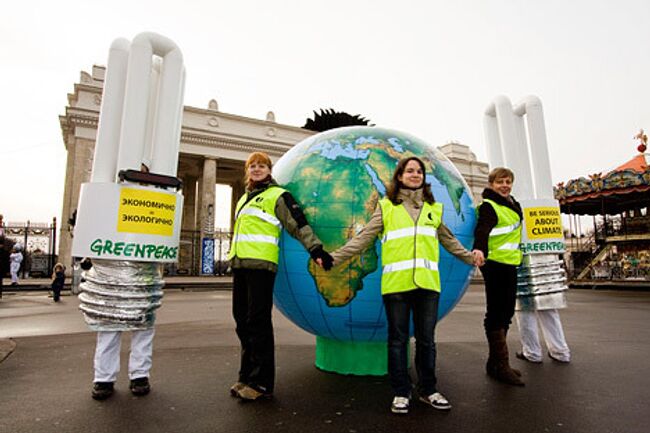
[51,263,65,302]
[0,237,9,298]
[0,214,5,237]
[10,247,23,286]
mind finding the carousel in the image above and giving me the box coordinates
[555,130,650,287]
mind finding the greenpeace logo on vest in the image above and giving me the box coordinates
[89,238,178,259]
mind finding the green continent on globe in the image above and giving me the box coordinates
[278,130,468,308]
[308,248,378,307]
[287,152,387,307]
[431,160,466,216]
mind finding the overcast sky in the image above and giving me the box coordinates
[1,0,649,227]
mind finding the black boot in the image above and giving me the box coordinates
[130,377,151,396]
[92,382,114,400]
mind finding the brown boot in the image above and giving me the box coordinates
[503,329,521,377]
[486,332,520,376]
[485,329,525,386]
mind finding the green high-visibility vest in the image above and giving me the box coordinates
[378,198,442,295]
[482,198,523,265]
[228,186,286,264]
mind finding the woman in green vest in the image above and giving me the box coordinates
[330,157,482,414]
[228,152,333,401]
[473,167,525,386]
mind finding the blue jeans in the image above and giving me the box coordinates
[383,289,440,397]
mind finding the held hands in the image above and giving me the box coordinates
[310,245,334,271]
[471,249,485,267]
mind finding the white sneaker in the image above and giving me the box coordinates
[391,396,410,414]
[420,392,452,410]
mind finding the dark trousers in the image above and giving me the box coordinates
[480,260,518,332]
[232,268,276,393]
[383,289,440,397]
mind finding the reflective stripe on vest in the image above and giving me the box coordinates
[237,207,282,228]
[227,186,286,264]
[230,234,279,246]
[379,198,442,295]
[482,198,523,265]
[382,258,439,274]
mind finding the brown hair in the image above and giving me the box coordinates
[386,156,435,204]
[488,167,515,183]
[244,152,273,190]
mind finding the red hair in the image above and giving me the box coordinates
[245,152,273,189]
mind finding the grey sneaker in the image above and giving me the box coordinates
[391,396,410,414]
[420,392,452,410]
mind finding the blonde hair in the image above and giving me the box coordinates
[488,167,515,183]
[245,152,273,189]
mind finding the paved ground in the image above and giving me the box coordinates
[0,275,233,292]
[0,284,648,433]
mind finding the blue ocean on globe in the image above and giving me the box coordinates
[273,126,476,342]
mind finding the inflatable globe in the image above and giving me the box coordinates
[273,126,476,374]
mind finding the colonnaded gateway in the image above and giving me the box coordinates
[59,65,489,275]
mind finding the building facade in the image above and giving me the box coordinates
[438,141,489,201]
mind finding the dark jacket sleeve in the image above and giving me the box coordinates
[275,191,322,252]
[473,202,498,257]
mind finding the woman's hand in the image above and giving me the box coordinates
[471,249,485,267]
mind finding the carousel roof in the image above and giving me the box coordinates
[554,136,650,215]
[612,153,648,172]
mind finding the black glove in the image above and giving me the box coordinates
[309,245,334,271]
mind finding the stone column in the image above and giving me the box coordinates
[178,176,197,274]
[230,178,246,230]
[198,158,217,274]
[58,137,95,273]
[182,176,198,231]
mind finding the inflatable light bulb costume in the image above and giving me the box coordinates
[71,32,186,399]
[483,95,571,365]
